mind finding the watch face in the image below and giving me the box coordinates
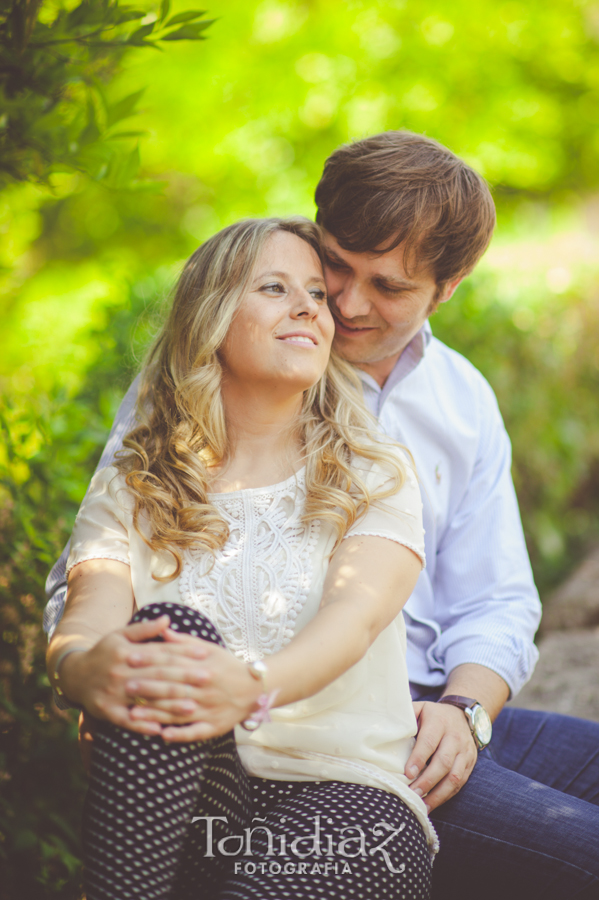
[472,705,493,746]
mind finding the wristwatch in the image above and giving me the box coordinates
[438,695,493,750]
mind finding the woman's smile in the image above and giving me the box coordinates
[276,330,319,346]
[220,230,334,396]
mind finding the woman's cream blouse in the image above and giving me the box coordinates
[67,453,437,852]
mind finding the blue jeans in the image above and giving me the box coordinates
[423,697,599,899]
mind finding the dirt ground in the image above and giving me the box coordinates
[507,547,599,722]
[508,628,599,722]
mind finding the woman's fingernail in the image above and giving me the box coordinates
[128,653,142,664]
[425,803,431,813]
[127,681,139,691]
[408,765,419,778]
[179,700,195,711]
[412,787,424,797]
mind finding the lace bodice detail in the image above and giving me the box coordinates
[66,458,433,850]
[178,469,320,662]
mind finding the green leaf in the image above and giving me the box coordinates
[128,22,156,44]
[78,100,100,146]
[65,3,89,30]
[158,0,171,23]
[104,144,140,189]
[161,20,214,41]
[114,10,147,25]
[105,130,145,140]
[164,9,206,27]
[106,89,145,127]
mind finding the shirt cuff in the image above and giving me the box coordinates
[442,633,540,700]
[43,588,67,640]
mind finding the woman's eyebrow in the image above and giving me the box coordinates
[254,270,289,279]
[254,271,324,284]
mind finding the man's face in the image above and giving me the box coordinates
[322,231,457,382]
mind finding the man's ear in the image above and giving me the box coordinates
[438,277,464,304]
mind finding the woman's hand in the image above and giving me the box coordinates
[59,616,225,735]
[54,560,258,740]
[126,535,421,740]
[125,631,262,742]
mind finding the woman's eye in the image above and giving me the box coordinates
[262,282,286,295]
[310,289,327,302]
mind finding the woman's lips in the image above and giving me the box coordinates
[276,331,318,346]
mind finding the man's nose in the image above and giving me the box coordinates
[334,278,371,319]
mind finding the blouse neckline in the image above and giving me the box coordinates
[207,465,307,499]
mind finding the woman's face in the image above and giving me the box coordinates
[220,231,335,397]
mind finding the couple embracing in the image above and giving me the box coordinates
[46,131,599,900]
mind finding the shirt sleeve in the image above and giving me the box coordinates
[43,376,140,638]
[344,453,426,568]
[432,376,541,699]
[66,467,132,577]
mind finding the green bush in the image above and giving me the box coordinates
[434,272,599,593]
[2,0,599,894]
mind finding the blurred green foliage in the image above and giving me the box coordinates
[1,0,599,896]
[0,0,213,186]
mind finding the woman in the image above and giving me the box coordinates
[47,217,436,900]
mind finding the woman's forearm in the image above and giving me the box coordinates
[265,535,421,707]
[129,535,422,742]
[46,558,136,705]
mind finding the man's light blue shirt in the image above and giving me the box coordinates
[44,322,541,700]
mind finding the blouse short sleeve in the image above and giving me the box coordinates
[344,452,426,567]
[66,466,131,577]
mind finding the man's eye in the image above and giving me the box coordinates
[377,284,405,296]
[324,257,349,272]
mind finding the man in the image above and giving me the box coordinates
[45,131,599,898]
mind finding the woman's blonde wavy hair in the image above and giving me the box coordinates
[116,217,410,580]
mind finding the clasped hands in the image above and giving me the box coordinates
[73,614,262,750]
[74,617,479,810]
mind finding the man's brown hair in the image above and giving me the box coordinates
[315,130,496,287]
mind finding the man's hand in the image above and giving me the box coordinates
[405,700,478,812]
[404,664,510,812]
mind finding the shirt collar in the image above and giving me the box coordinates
[357,322,432,414]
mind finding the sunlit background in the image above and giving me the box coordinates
[3,0,599,593]
[1,3,599,891]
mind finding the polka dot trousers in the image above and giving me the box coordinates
[82,602,432,900]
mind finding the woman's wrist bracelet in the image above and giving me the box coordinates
[247,659,269,692]
[241,659,278,732]
[50,646,90,699]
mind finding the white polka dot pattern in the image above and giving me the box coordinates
[82,603,431,899]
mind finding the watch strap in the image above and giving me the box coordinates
[438,695,492,750]
[438,694,480,711]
